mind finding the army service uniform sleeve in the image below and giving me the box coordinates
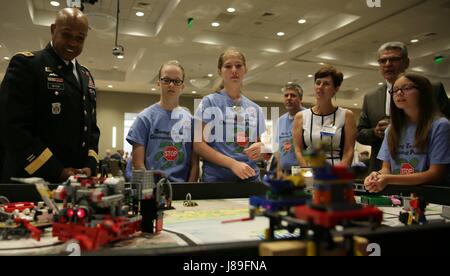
[1,52,64,181]
[82,68,100,174]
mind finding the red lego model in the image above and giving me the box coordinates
[50,171,172,251]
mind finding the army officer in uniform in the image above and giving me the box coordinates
[0,8,100,183]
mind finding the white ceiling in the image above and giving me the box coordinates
[0,0,449,108]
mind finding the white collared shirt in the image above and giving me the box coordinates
[385,81,393,116]
[50,41,80,82]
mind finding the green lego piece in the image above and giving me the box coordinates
[360,195,392,206]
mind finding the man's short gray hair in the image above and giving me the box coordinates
[282,83,303,97]
[378,41,408,59]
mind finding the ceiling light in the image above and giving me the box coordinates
[108,85,113,88]
[211,22,220,27]
[113,66,119,70]
[50,1,60,7]
[227,8,236,13]
[117,55,124,59]
[298,18,307,24]
[151,88,157,91]
[264,96,269,99]
[378,82,384,86]
[3,57,10,61]
[353,103,358,106]
[192,91,197,94]
[190,78,210,89]
[307,74,313,78]
[277,32,285,37]
[207,74,214,78]
[410,39,419,43]
[136,11,145,17]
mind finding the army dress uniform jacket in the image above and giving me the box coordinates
[0,44,100,182]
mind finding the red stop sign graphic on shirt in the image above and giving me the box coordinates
[283,141,291,153]
[236,132,249,147]
[400,163,415,175]
[163,146,179,161]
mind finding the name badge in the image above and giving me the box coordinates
[320,125,337,137]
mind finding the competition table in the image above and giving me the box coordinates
[1,181,450,256]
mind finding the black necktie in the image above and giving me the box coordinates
[67,62,81,89]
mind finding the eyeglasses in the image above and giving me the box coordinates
[160,78,183,86]
[389,84,418,96]
[378,56,403,65]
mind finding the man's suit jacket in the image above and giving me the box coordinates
[357,82,450,172]
[0,44,100,182]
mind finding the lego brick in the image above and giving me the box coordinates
[259,241,307,256]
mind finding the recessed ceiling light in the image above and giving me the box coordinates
[410,39,419,43]
[307,74,313,78]
[319,62,325,65]
[353,103,358,106]
[136,11,145,17]
[192,91,197,94]
[227,8,236,13]
[207,74,214,78]
[211,22,220,27]
[108,85,113,88]
[378,82,384,86]
[117,55,124,59]
[113,66,119,70]
[151,88,157,91]
[50,1,60,7]
[277,32,285,37]
[264,96,269,99]
[3,57,10,61]
[298,18,307,24]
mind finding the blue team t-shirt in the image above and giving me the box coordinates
[277,113,300,171]
[378,117,450,182]
[194,91,266,182]
[126,103,193,182]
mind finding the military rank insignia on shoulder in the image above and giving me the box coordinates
[15,51,35,57]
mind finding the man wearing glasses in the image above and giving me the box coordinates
[357,41,450,171]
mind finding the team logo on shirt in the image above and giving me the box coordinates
[397,158,418,175]
[400,163,415,175]
[154,142,185,169]
[163,146,179,161]
[280,139,294,155]
[236,131,249,147]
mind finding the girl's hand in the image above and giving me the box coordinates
[230,161,256,180]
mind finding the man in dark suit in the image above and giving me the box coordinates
[0,8,100,183]
[357,41,450,172]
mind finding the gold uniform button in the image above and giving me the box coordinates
[82,142,86,147]
[84,126,88,131]
[84,110,87,116]
[55,91,59,96]
[83,96,86,100]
